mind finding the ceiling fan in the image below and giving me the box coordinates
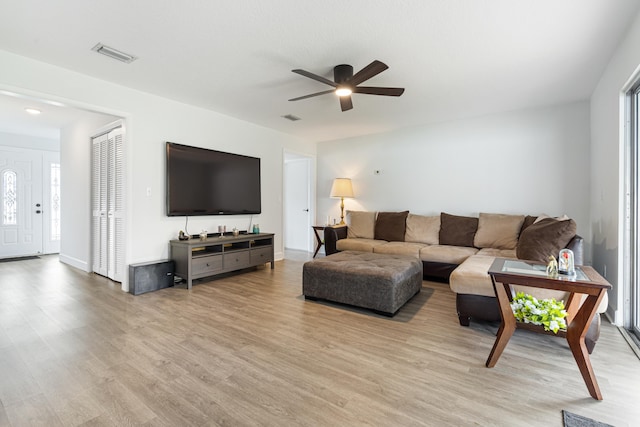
[288,60,405,112]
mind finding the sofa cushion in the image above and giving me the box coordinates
[336,238,387,253]
[473,213,525,250]
[346,210,376,239]
[439,213,478,247]
[520,215,538,233]
[516,217,576,263]
[449,255,496,297]
[419,245,478,264]
[373,242,426,257]
[405,214,440,245]
[374,211,409,242]
[476,248,517,258]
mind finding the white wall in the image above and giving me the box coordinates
[0,131,59,151]
[317,101,592,258]
[590,10,640,325]
[0,50,316,290]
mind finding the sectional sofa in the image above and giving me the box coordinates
[323,210,606,351]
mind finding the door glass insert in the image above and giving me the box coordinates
[2,170,17,225]
[50,163,60,241]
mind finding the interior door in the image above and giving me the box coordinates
[0,148,43,258]
[284,156,311,251]
[91,126,124,282]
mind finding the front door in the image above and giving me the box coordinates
[0,148,43,258]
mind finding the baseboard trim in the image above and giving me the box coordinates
[59,254,90,272]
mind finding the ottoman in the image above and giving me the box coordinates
[302,251,423,316]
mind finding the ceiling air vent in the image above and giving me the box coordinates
[282,114,301,121]
[91,43,137,64]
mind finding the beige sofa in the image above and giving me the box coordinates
[324,210,606,352]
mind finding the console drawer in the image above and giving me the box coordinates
[223,250,250,270]
[192,254,222,275]
[251,246,273,264]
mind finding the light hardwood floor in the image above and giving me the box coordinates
[0,254,639,426]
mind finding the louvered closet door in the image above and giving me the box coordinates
[92,134,108,276]
[91,126,124,282]
[107,128,124,282]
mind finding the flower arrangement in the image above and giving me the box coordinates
[510,292,567,333]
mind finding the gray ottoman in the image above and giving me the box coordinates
[302,251,422,316]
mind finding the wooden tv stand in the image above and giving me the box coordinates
[170,233,274,289]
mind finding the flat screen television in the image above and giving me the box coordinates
[166,142,261,216]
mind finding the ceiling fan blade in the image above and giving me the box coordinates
[349,60,388,86]
[340,96,353,112]
[289,89,335,101]
[353,86,405,96]
[291,69,337,87]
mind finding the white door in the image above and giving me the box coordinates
[92,126,124,282]
[0,148,43,258]
[284,156,311,251]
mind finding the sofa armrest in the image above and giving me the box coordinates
[566,234,584,265]
[324,225,347,255]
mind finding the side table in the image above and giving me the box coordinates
[487,258,611,400]
[312,226,326,258]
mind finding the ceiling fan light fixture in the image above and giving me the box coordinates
[335,87,352,97]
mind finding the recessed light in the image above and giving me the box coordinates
[25,108,41,115]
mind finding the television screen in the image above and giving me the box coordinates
[166,142,261,216]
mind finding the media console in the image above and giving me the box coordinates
[170,233,274,289]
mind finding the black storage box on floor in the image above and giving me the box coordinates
[129,260,175,295]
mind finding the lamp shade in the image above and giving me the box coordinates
[330,178,354,198]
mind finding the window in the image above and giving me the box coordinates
[2,170,17,225]
[627,82,640,343]
[50,163,60,241]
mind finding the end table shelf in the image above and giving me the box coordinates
[170,233,275,289]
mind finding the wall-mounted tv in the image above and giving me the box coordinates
[166,142,261,216]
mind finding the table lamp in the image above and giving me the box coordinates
[330,178,354,225]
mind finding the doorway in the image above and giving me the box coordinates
[284,152,313,253]
[0,146,60,258]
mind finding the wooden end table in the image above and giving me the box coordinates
[486,258,611,400]
[312,226,326,258]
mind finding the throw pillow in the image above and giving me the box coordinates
[520,215,538,234]
[439,212,479,247]
[516,217,577,263]
[473,213,525,250]
[374,211,409,242]
[346,210,376,239]
[405,214,440,245]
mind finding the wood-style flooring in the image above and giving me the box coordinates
[0,254,639,426]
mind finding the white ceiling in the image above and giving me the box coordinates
[0,0,638,142]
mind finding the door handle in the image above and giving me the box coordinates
[303,209,309,212]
